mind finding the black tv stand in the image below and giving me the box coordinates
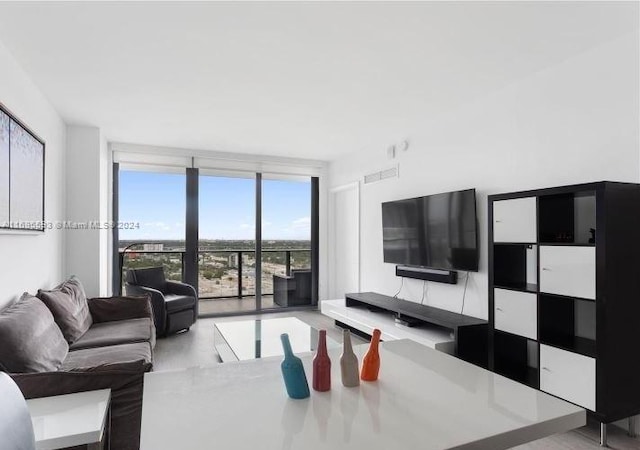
[343,292,488,367]
[394,314,421,327]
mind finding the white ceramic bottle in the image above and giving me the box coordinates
[340,329,360,387]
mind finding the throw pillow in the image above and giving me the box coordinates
[37,276,93,344]
[0,293,69,372]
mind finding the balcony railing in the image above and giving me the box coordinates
[119,249,311,299]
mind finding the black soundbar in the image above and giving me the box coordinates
[395,265,458,284]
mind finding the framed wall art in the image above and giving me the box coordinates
[0,102,45,231]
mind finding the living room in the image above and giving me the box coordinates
[0,1,639,450]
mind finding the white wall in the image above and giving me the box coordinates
[0,40,66,309]
[329,183,360,299]
[66,126,110,297]
[100,133,111,296]
[328,30,639,320]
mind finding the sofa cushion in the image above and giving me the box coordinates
[69,318,155,351]
[37,276,93,344]
[164,294,196,312]
[62,342,152,371]
[0,294,69,372]
[88,295,153,324]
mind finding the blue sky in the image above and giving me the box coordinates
[119,171,311,240]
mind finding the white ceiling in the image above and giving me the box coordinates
[0,1,636,161]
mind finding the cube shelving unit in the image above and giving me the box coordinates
[488,181,640,443]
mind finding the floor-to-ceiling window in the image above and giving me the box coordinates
[114,162,318,316]
[198,173,258,314]
[118,169,186,289]
[261,176,312,308]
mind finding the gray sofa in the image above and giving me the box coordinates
[0,277,155,450]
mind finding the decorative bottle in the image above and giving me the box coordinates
[340,329,360,387]
[312,329,331,391]
[361,328,381,381]
[280,333,310,399]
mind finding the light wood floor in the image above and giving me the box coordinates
[153,310,640,450]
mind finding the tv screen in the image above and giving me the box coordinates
[382,189,478,271]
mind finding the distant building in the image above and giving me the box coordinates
[229,253,251,268]
[228,253,238,268]
[143,243,164,252]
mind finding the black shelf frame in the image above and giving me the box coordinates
[539,335,596,359]
[537,290,596,304]
[493,282,538,294]
[537,242,596,247]
[488,181,640,423]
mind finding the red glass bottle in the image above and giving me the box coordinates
[361,328,381,381]
[313,329,331,391]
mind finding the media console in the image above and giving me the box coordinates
[321,292,488,367]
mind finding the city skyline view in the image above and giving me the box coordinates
[119,170,311,241]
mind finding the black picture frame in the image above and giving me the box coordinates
[0,101,46,232]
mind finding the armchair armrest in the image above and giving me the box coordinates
[125,285,166,334]
[88,295,153,323]
[166,281,197,299]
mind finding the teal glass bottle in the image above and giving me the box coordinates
[280,333,310,399]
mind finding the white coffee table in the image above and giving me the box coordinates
[27,389,110,450]
[141,339,585,450]
[214,317,339,362]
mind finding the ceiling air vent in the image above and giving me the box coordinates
[364,166,398,185]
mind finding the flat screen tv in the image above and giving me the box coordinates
[382,188,478,271]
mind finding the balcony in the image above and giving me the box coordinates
[120,248,311,314]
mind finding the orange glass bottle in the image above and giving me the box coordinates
[361,328,381,381]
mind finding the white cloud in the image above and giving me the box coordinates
[270,216,311,239]
[291,216,310,229]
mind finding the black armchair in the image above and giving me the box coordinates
[125,267,197,336]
